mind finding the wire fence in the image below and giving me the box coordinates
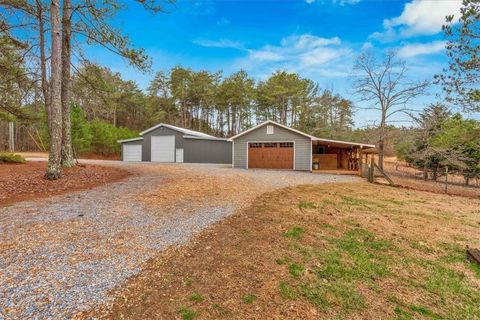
[384,161,480,189]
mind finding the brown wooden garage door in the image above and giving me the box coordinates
[248,142,294,169]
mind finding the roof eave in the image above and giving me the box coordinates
[117,137,144,143]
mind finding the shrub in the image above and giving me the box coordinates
[0,152,26,164]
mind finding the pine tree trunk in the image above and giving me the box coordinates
[46,0,63,180]
[61,0,74,167]
[36,0,50,126]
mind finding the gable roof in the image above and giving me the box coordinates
[228,120,316,141]
[139,123,215,138]
[228,120,375,148]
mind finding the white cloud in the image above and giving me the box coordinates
[361,42,373,51]
[305,0,315,4]
[193,39,244,50]
[235,34,352,78]
[371,0,462,41]
[397,41,446,58]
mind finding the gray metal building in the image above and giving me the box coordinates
[118,124,232,164]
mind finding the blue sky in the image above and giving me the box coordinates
[88,0,464,127]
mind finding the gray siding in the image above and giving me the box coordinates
[183,138,232,164]
[233,124,312,171]
[120,125,232,164]
[120,140,142,161]
[141,126,184,161]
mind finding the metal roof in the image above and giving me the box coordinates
[117,137,144,143]
[139,123,215,138]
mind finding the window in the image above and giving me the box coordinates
[266,125,274,135]
[279,142,293,148]
[313,145,325,154]
[264,143,278,148]
[249,143,262,148]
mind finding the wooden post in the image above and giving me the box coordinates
[358,147,363,177]
[445,167,448,194]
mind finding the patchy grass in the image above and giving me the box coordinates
[189,292,204,302]
[279,281,297,299]
[178,306,197,320]
[242,294,257,304]
[298,201,318,209]
[283,226,305,239]
[85,183,480,319]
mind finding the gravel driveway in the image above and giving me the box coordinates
[0,161,359,319]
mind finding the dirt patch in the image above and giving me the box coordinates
[0,162,130,206]
[79,182,480,319]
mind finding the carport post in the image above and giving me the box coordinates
[358,147,363,177]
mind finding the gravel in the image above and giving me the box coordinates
[0,161,359,319]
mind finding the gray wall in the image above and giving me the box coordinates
[121,125,232,163]
[183,138,232,164]
[120,140,142,161]
[233,123,312,171]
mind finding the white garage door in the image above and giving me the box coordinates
[151,135,175,162]
[123,144,142,162]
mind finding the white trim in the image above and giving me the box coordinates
[140,123,215,138]
[117,137,143,143]
[232,140,235,168]
[246,141,295,170]
[310,143,313,172]
[229,120,315,141]
[182,135,230,141]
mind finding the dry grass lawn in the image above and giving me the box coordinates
[81,182,480,320]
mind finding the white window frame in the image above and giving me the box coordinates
[266,125,274,135]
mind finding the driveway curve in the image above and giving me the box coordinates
[0,161,359,319]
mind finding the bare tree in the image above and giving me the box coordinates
[45,0,62,179]
[353,51,428,170]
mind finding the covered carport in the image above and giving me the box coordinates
[311,138,375,174]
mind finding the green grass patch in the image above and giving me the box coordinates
[300,281,365,312]
[298,201,318,209]
[288,262,304,278]
[280,228,393,314]
[242,294,257,304]
[0,152,25,164]
[318,222,336,230]
[410,241,435,254]
[321,198,337,206]
[409,305,441,319]
[189,292,204,302]
[470,262,480,279]
[393,306,413,320]
[283,226,305,240]
[178,306,197,320]
[279,281,297,299]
